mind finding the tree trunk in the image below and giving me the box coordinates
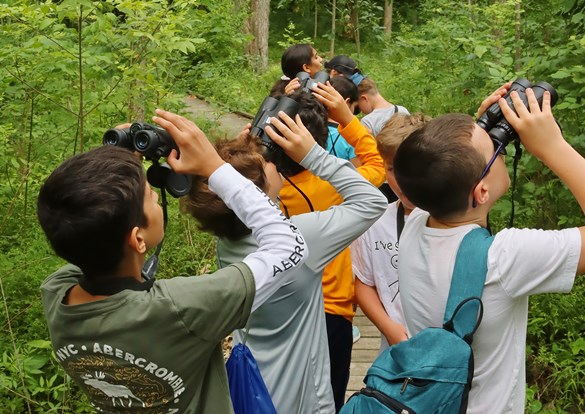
[314,0,318,40]
[77,5,84,153]
[330,0,336,55]
[514,0,522,72]
[351,1,360,56]
[243,0,270,72]
[384,0,393,37]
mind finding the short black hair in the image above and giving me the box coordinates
[330,76,359,103]
[273,90,328,177]
[37,146,147,277]
[394,114,485,220]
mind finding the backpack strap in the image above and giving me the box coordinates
[442,227,494,343]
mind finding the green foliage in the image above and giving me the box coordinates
[526,278,585,413]
[277,22,313,48]
[1,0,585,411]
[0,1,241,411]
[0,339,93,413]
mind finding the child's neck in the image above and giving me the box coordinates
[398,200,413,216]
[371,95,392,111]
[427,211,488,229]
[66,257,144,305]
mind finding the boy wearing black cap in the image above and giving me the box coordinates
[325,55,365,87]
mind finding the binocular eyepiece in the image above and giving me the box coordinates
[477,78,558,148]
[296,71,330,93]
[103,122,192,198]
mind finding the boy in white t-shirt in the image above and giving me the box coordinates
[351,113,430,352]
[393,86,585,414]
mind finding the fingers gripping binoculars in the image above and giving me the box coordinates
[296,71,330,93]
[477,78,558,148]
[249,95,301,173]
[103,122,192,198]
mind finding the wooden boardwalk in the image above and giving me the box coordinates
[346,308,380,401]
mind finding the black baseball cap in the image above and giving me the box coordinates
[324,55,358,77]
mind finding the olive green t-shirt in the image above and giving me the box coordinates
[41,263,255,414]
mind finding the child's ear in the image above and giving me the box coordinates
[128,226,147,254]
[472,180,490,207]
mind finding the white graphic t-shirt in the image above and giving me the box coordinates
[351,201,407,351]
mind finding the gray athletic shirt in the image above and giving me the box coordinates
[361,105,410,137]
[217,144,387,414]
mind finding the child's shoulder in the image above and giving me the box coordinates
[360,201,401,236]
[41,264,81,291]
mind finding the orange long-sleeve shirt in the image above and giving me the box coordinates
[279,117,385,321]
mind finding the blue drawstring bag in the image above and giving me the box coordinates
[226,329,277,414]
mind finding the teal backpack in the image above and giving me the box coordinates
[341,228,493,414]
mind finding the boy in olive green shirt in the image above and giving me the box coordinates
[38,110,308,413]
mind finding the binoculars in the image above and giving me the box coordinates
[103,122,192,198]
[103,122,177,161]
[251,95,300,150]
[477,78,558,148]
[296,71,330,92]
[249,95,301,172]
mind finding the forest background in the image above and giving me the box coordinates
[0,0,584,412]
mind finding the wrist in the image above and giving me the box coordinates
[201,158,226,178]
[337,113,355,128]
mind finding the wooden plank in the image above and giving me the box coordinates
[347,375,366,391]
[349,361,371,377]
[355,324,381,337]
[350,348,380,363]
[346,307,380,401]
[352,337,380,350]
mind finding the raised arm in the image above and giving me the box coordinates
[267,112,387,273]
[313,82,385,187]
[500,90,585,274]
[153,109,308,309]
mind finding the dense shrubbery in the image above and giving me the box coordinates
[1,0,583,412]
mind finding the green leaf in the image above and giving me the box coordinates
[571,12,583,24]
[488,67,501,77]
[474,45,487,58]
[550,70,571,79]
[570,337,585,355]
[27,340,52,349]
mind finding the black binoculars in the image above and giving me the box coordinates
[296,71,330,93]
[103,122,177,161]
[250,95,301,172]
[477,78,558,148]
[103,122,192,198]
[251,95,300,151]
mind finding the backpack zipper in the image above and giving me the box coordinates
[400,377,432,393]
[359,387,415,414]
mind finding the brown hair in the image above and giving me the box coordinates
[376,113,431,162]
[181,135,268,240]
[357,77,379,95]
[393,113,486,220]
